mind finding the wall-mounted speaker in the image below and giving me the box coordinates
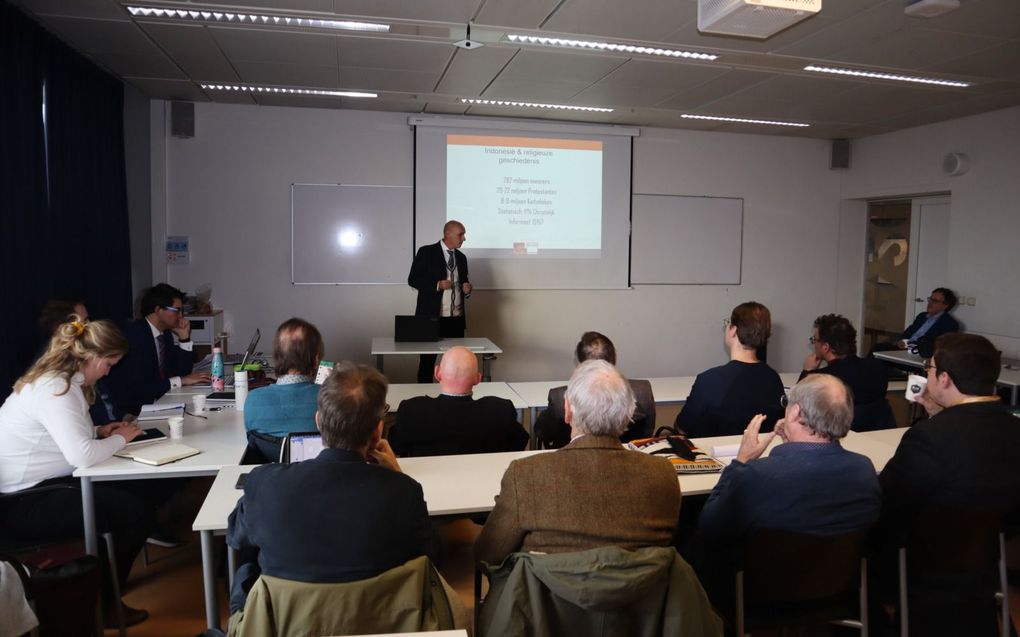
[830,138,850,170]
[942,152,969,176]
[171,101,194,138]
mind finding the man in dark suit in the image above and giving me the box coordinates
[899,287,960,348]
[800,314,894,431]
[475,359,681,566]
[408,220,471,383]
[533,331,655,447]
[389,346,527,457]
[227,362,436,613]
[106,283,209,417]
[875,333,1020,635]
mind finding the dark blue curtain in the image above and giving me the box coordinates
[0,1,133,400]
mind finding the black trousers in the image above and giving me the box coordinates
[0,476,176,592]
[416,316,465,383]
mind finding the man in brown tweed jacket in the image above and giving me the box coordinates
[475,359,682,565]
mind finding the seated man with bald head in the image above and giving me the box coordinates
[475,360,681,565]
[388,346,527,457]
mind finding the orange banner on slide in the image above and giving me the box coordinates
[447,134,602,151]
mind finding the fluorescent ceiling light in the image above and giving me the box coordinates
[201,84,377,98]
[681,114,809,128]
[804,65,971,88]
[507,34,717,61]
[127,6,389,32]
[461,98,612,113]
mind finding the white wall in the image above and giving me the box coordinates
[151,101,872,382]
[841,106,1020,359]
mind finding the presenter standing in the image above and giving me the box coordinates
[408,220,472,382]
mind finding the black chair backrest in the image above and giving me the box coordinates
[743,528,867,603]
[906,505,1005,577]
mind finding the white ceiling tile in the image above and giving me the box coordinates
[827,26,1005,70]
[12,0,124,19]
[329,0,479,23]
[435,46,517,96]
[499,49,626,84]
[138,23,241,82]
[209,26,336,65]
[475,0,562,29]
[574,59,727,107]
[913,0,1020,40]
[483,78,595,102]
[340,67,439,92]
[336,36,452,72]
[123,77,210,101]
[200,0,334,11]
[926,40,1020,82]
[234,60,338,86]
[656,69,773,110]
[424,102,471,115]
[542,0,692,42]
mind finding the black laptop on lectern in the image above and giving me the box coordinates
[394,315,440,342]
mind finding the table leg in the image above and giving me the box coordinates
[81,477,99,556]
[376,354,384,373]
[1011,384,1017,407]
[201,530,220,630]
[481,355,493,382]
[227,545,237,591]
[529,407,538,450]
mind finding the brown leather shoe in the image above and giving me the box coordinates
[103,603,149,628]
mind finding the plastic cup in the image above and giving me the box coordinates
[192,394,207,412]
[168,415,184,440]
[905,374,927,402]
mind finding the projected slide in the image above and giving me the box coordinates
[446,135,603,255]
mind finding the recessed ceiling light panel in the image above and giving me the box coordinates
[507,34,717,61]
[461,98,613,113]
[804,65,971,87]
[681,114,809,128]
[127,6,389,32]
[201,83,377,98]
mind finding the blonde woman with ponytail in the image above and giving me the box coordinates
[0,315,154,626]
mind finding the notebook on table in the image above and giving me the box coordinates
[626,435,724,474]
[115,442,201,466]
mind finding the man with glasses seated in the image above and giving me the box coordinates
[801,314,895,430]
[106,283,210,418]
[227,363,436,614]
[899,288,960,350]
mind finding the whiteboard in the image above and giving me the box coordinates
[291,184,412,284]
[631,194,743,284]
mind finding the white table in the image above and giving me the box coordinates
[191,428,902,628]
[371,337,502,380]
[74,408,248,629]
[860,426,908,450]
[875,349,1020,405]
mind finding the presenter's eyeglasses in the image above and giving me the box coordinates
[161,305,182,313]
[922,358,935,372]
[808,336,819,345]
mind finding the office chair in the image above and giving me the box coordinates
[897,505,1011,637]
[735,528,869,637]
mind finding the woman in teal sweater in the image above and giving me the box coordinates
[244,318,323,462]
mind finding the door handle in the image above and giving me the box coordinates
[914,297,925,302]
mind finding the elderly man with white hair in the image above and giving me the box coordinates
[474,359,682,565]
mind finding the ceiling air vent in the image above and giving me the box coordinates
[698,0,822,39]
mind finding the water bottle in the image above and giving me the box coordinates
[234,366,248,411]
[211,347,225,391]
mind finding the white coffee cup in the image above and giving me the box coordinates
[168,415,184,440]
[191,394,207,412]
[905,374,927,402]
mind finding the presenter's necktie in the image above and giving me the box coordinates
[447,250,457,311]
[157,336,166,379]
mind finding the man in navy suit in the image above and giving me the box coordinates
[107,283,210,417]
[899,287,960,348]
[407,220,472,383]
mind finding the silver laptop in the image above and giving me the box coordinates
[223,328,260,366]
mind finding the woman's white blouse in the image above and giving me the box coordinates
[0,372,125,493]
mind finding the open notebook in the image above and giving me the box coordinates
[114,442,200,466]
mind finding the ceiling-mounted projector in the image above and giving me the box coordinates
[698,0,822,39]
